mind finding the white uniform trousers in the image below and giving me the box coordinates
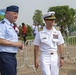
[40,51,59,75]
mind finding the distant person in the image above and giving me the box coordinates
[0,5,24,75]
[32,23,38,38]
[38,24,42,31]
[33,11,64,75]
[13,23,19,36]
[22,23,27,44]
[18,25,22,37]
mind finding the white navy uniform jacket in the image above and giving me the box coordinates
[33,26,64,52]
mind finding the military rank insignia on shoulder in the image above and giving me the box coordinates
[1,21,5,24]
[55,27,60,31]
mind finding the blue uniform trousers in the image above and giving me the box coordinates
[0,52,17,75]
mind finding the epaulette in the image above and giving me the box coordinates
[55,27,60,31]
[1,21,5,24]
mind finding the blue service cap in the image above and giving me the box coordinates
[42,11,56,20]
[6,5,19,13]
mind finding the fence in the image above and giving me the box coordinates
[17,36,76,75]
[25,40,39,75]
[17,40,39,75]
[64,36,76,63]
[17,43,26,69]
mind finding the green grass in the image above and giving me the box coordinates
[19,35,34,41]
[26,36,34,40]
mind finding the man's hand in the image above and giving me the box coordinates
[34,60,39,70]
[60,58,64,67]
[14,42,24,50]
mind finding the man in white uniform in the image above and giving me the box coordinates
[33,11,64,75]
[32,24,38,38]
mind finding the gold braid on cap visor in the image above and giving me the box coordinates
[44,16,56,20]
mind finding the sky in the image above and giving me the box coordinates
[0,0,76,26]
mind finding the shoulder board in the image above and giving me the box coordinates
[1,21,5,24]
[54,27,60,31]
[55,28,60,31]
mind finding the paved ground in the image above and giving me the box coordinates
[17,40,76,75]
[17,56,76,75]
[0,40,75,75]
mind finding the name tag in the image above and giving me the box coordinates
[9,28,12,29]
[42,37,47,39]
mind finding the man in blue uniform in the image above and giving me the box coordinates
[0,5,24,75]
[34,11,64,75]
